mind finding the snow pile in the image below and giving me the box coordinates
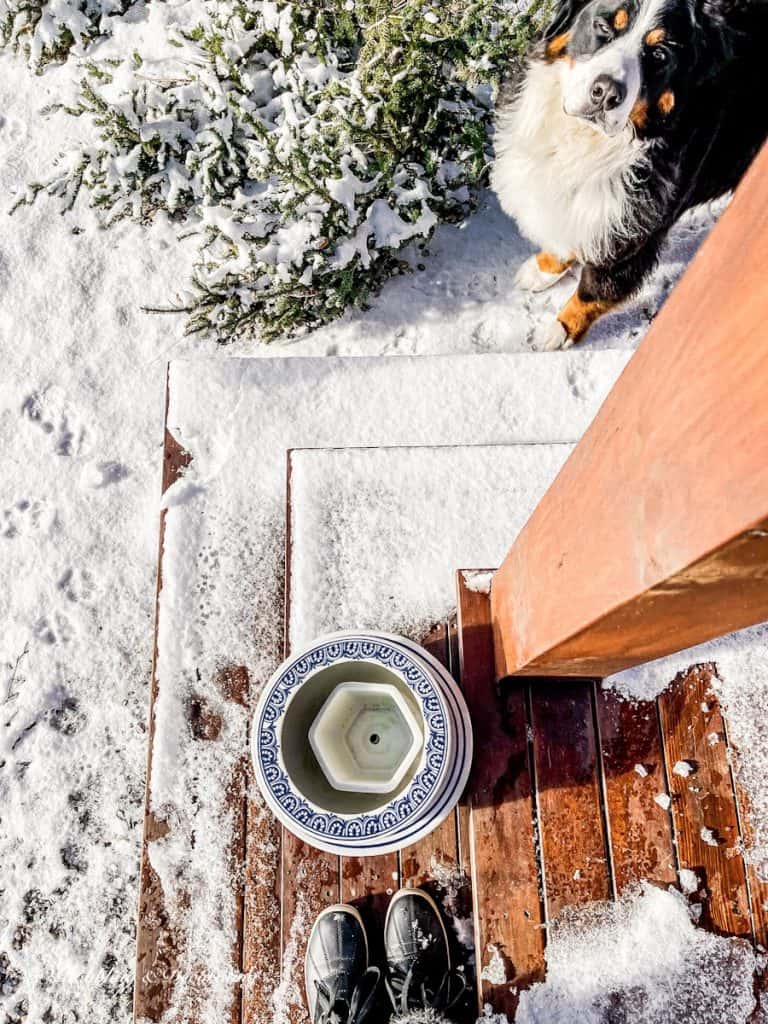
[517,884,759,1024]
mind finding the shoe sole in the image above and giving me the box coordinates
[304,903,369,1015]
[384,887,452,971]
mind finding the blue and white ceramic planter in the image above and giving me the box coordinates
[251,631,474,857]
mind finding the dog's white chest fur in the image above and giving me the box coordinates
[491,61,649,264]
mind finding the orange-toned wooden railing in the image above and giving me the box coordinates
[492,141,768,679]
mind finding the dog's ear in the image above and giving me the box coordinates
[542,0,588,39]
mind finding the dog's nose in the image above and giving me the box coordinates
[590,74,626,111]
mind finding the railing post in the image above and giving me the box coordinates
[492,143,768,679]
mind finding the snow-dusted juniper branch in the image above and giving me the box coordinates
[19,0,552,341]
[0,0,139,70]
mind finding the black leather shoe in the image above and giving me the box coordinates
[384,888,467,1018]
[305,903,380,1024]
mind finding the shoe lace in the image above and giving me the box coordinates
[314,966,381,1024]
[385,963,468,1017]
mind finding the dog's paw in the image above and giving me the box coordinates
[515,255,571,293]
[533,319,573,351]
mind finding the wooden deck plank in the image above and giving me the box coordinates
[658,665,752,938]
[134,375,193,1022]
[595,686,677,893]
[281,836,341,1024]
[730,747,768,949]
[241,781,282,1023]
[341,856,399,915]
[457,572,545,1018]
[530,680,612,919]
[448,614,474,932]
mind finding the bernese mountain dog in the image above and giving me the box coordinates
[491,0,768,349]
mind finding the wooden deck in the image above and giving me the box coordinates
[134,501,768,1022]
[457,572,767,1018]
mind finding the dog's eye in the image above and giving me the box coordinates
[651,46,668,61]
[593,16,612,37]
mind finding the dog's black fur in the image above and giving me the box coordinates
[500,0,768,345]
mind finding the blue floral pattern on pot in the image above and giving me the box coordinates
[257,637,447,840]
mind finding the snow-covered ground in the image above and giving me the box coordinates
[0,41,747,1024]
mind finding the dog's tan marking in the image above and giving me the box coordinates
[658,89,675,116]
[558,292,615,343]
[645,27,666,45]
[536,252,575,276]
[614,9,629,30]
[546,31,571,59]
[630,98,649,131]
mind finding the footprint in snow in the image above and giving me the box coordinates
[21,389,87,457]
[2,499,56,540]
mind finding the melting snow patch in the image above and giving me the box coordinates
[678,869,700,895]
[461,570,494,595]
[478,1005,511,1024]
[701,826,720,847]
[481,944,508,986]
[516,884,758,1023]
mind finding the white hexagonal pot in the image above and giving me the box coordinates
[309,681,423,794]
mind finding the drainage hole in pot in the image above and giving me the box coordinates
[369,733,381,746]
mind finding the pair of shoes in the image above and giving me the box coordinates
[305,888,468,1024]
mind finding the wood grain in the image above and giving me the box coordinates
[448,614,474,934]
[658,665,751,938]
[241,772,282,1022]
[492,142,768,678]
[530,681,612,919]
[281,836,341,1024]
[457,573,545,1018]
[595,686,677,892]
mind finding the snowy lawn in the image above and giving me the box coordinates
[0,42,752,1024]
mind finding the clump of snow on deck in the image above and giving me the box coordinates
[516,884,759,1023]
[461,570,495,595]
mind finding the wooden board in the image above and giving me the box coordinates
[456,572,768,1020]
[658,665,752,938]
[457,573,545,1018]
[530,680,613,917]
[595,686,677,893]
[492,142,768,679]
[241,782,282,1022]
